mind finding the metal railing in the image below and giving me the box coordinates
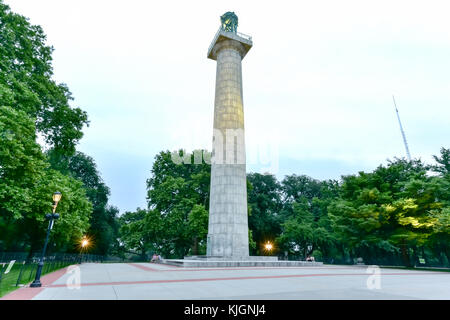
[236,31,252,42]
[0,252,103,297]
[207,27,252,56]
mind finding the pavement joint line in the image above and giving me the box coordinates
[127,263,159,272]
[44,272,447,289]
[160,267,360,272]
[105,263,119,299]
[155,263,181,268]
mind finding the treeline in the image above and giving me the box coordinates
[0,2,118,256]
[118,149,450,267]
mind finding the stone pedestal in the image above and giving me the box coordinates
[161,258,324,268]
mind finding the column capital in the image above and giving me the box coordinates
[211,39,247,60]
[207,29,252,61]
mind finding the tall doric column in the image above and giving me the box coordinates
[206,13,252,258]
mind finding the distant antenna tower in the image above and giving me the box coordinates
[392,95,412,161]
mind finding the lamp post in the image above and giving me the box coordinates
[30,192,62,288]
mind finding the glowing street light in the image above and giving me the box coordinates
[81,238,89,248]
[80,235,92,251]
[264,241,273,252]
[78,235,92,264]
[52,191,62,213]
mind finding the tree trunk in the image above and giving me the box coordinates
[412,246,418,266]
[401,240,411,267]
[192,237,198,256]
[141,246,147,261]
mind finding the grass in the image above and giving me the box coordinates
[0,260,73,298]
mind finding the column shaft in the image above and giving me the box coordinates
[207,40,249,258]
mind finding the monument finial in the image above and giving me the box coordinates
[220,11,238,33]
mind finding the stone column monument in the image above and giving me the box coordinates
[160,13,323,267]
[206,12,252,258]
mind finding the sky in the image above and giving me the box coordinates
[6,0,450,213]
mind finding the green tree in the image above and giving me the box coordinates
[247,173,283,255]
[188,204,209,255]
[0,3,102,255]
[276,175,339,260]
[0,2,88,156]
[144,150,211,258]
[277,197,336,260]
[0,106,92,252]
[47,150,119,255]
[0,106,47,224]
[277,200,315,258]
[328,158,446,266]
[118,209,150,259]
[32,169,93,253]
[428,207,450,265]
[431,147,450,176]
[281,174,322,205]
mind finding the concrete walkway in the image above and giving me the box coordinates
[2,263,450,300]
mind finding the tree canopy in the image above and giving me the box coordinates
[0,1,88,155]
[117,150,211,259]
[117,148,449,266]
[0,1,117,255]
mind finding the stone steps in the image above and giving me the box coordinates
[160,259,323,268]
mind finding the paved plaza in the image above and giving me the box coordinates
[2,263,450,300]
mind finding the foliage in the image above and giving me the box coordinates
[327,157,449,266]
[0,106,47,221]
[0,106,92,252]
[0,1,88,156]
[247,173,282,255]
[0,3,113,257]
[46,150,119,255]
[117,148,449,266]
[117,150,211,259]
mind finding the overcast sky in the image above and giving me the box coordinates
[6,0,450,213]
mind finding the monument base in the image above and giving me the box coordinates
[185,255,278,261]
[160,256,323,268]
